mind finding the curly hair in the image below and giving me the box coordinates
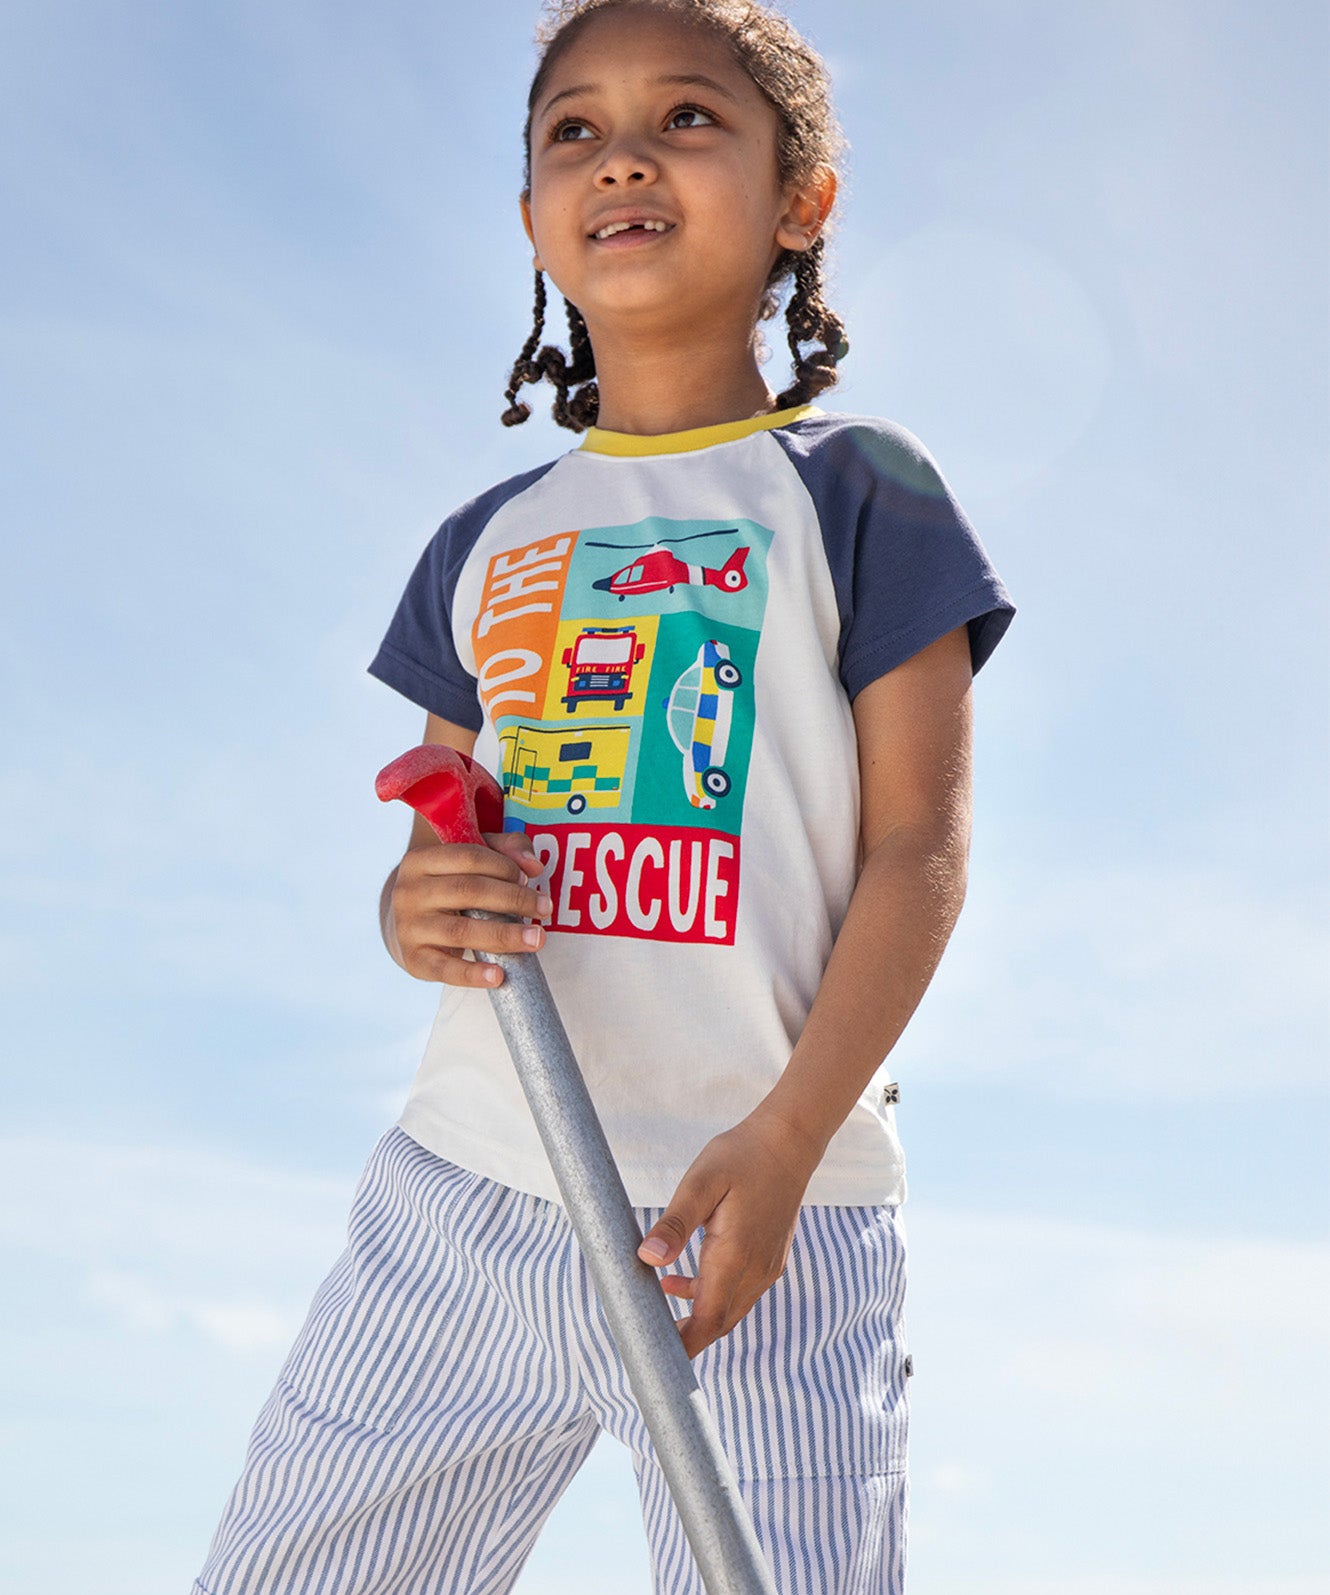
[502,0,850,431]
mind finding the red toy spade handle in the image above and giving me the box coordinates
[374,745,505,845]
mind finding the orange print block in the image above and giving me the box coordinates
[472,533,576,722]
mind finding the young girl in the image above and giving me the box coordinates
[192,2,1014,1591]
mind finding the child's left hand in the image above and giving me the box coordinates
[635,1105,825,1359]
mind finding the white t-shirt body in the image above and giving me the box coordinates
[369,406,1014,1207]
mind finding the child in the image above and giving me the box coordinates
[192,1,1014,1591]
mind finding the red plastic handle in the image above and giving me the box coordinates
[375,745,505,846]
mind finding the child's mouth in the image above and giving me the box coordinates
[589,220,675,249]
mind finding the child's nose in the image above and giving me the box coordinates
[595,140,658,187]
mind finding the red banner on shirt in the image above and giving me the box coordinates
[524,823,740,945]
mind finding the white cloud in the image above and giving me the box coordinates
[910,1202,1329,1336]
[902,859,1328,1100]
[82,1268,298,1352]
[82,1267,177,1335]
[904,1202,1330,1484]
[2,1129,1325,1586]
[925,1461,987,1497]
[189,1299,298,1352]
[0,1133,353,1320]
[902,1203,1329,1577]
[0,723,424,1019]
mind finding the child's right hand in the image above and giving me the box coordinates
[385,831,553,989]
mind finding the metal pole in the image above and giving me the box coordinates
[471,913,779,1595]
[376,746,778,1593]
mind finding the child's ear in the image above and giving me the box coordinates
[519,193,544,271]
[775,163,838,254]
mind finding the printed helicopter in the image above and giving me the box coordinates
[592,544,749,600]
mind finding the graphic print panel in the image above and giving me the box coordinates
[473,518,772,945]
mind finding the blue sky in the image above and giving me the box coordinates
[2,1,1327,1591]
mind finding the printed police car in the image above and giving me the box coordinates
[663,639,743,809]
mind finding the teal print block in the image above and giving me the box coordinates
[564,518,773,634]
[632,615,759,835]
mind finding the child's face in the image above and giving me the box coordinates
[521,5,820,341]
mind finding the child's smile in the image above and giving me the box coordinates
[521,7,811,342]
[588,210,676,248]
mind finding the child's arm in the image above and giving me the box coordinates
[380,712,554,988]
[637,622,975,1358]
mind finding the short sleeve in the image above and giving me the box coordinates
[774,415,1016,699]
[367,514,485,731]
[366,458,561,731]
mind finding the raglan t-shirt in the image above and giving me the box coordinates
[368,405,1015,1208]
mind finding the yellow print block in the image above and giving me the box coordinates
[543,614,660,719]
[499,722,633,817]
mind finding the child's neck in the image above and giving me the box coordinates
[589,327,779,437]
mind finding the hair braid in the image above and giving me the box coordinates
[776,240,849,409]
[501,277,601,433]
[565,300,600,429]
[501,270,549,427]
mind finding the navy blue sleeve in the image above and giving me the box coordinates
[774,414,1015,698]
[366,460,559,731]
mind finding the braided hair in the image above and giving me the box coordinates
[501,273,601,429]
[774,237,849,408]
[502,0,849,431]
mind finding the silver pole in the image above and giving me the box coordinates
[471,913,778,1595]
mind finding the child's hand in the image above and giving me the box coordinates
[636,1105,826,1359]
[386,833,553,987]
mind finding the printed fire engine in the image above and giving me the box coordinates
[561,625,648,712]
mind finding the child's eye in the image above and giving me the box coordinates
[667,104,716,130]
[550,119,594,142]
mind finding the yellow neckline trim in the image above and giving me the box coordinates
[579,404,820,457]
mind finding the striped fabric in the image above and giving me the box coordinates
[192,1125,910,1594]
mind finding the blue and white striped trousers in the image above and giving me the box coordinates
[192,1125,910,1594]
